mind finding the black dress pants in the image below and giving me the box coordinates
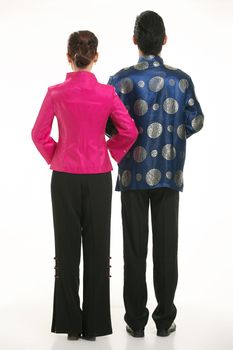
[50,171,112,337]
[121,187,179,331]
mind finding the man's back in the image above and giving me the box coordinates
[108,55,204,192]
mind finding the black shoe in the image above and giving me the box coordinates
[157,322,176,337]
[67,333,80,340]
[81,335,96,341]
[126,325,144,338]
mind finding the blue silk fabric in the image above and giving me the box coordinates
[108,55,204,192]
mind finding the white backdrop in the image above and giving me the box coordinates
[0,0,233,349]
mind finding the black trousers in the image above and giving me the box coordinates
[121,187,179,331]
[50,171,112,337]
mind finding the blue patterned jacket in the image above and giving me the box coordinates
[107,55,204,192]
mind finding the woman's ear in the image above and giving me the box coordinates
[94,53,99,63]
[67,53,72,63]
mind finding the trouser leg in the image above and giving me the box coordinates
[121,190,150,331]
[50,171,82,334]
[150,188,179,330]
[81,172,112,337]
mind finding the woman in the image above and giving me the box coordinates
[31,30,138,341]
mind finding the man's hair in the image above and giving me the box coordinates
[134,11,166,56]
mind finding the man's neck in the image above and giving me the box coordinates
[138,50,161,58]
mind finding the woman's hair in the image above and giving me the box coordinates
[67,30,98,68]
[134,11,166,56]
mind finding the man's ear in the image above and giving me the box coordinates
[163,35,167,45]
[133,35,138,45]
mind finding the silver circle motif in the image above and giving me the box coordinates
[133,146,147,163]
[138,127,144,134]
[134,62,149,70]
[134,99,148,116]
[138,80,145,88]
[153,61,160,67]
[121,170,132,187]
[147,122,163,139]
[169,79,175,86]
[166,171,173,179]
[192,115,204,131]
[151,150,158,157]
[164,64,177,70]
[174,170,183,187]
[188,98,194,106]
[162,144,176,160]
[149,76,164,92]
[163,98,179,114]
[177,124,186,140]
[152,103,159,111]
[119,78,134,94]
[167,125,174,133]
[179,79,189,93]
[144,55,155,59]
[146,169,161,186]
[180,151,185,159]
[136,173,142,181]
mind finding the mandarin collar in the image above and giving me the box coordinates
[66,70,97,82]
[138,55,163,66]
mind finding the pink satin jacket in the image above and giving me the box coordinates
[32,71,138,174]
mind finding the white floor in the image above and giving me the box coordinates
[1,303,232,350]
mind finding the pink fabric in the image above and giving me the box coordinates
[32,71,138,173]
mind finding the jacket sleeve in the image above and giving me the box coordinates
[107,89,138,163]
[184,78,204,138]
[105,76,118,137]
[31,88,57,164]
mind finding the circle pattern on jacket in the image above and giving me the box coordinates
[153,61,160,67]
[167,125,174,132]
[188,98,195,106]
[149,76,164,92]
[134,62,149,70]
[136,173,142,181]
[121,170,132,187]
[179,79,189,93]
[147,122,163,138]
[138,127,144,134]
[164,64,177,70]
[162,144,176,160]
[146,169,161,186]
[163,98,179,114]
[153,103,159,111]
[174,170,183,187]
[151,150,158,157]
[166,171,173,179]
[134,99,148,116]
[119,78,133,94]
[192,115,204,131]
[177,124,186,140]
[138,80,145,88]
[133,146,147,163]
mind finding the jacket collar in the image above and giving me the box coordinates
[66,70,97,85]
[138,55,163,66]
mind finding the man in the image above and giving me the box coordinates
[106,10,204,337]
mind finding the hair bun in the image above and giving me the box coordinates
[74,51,91,68]
[68,30,98,68]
